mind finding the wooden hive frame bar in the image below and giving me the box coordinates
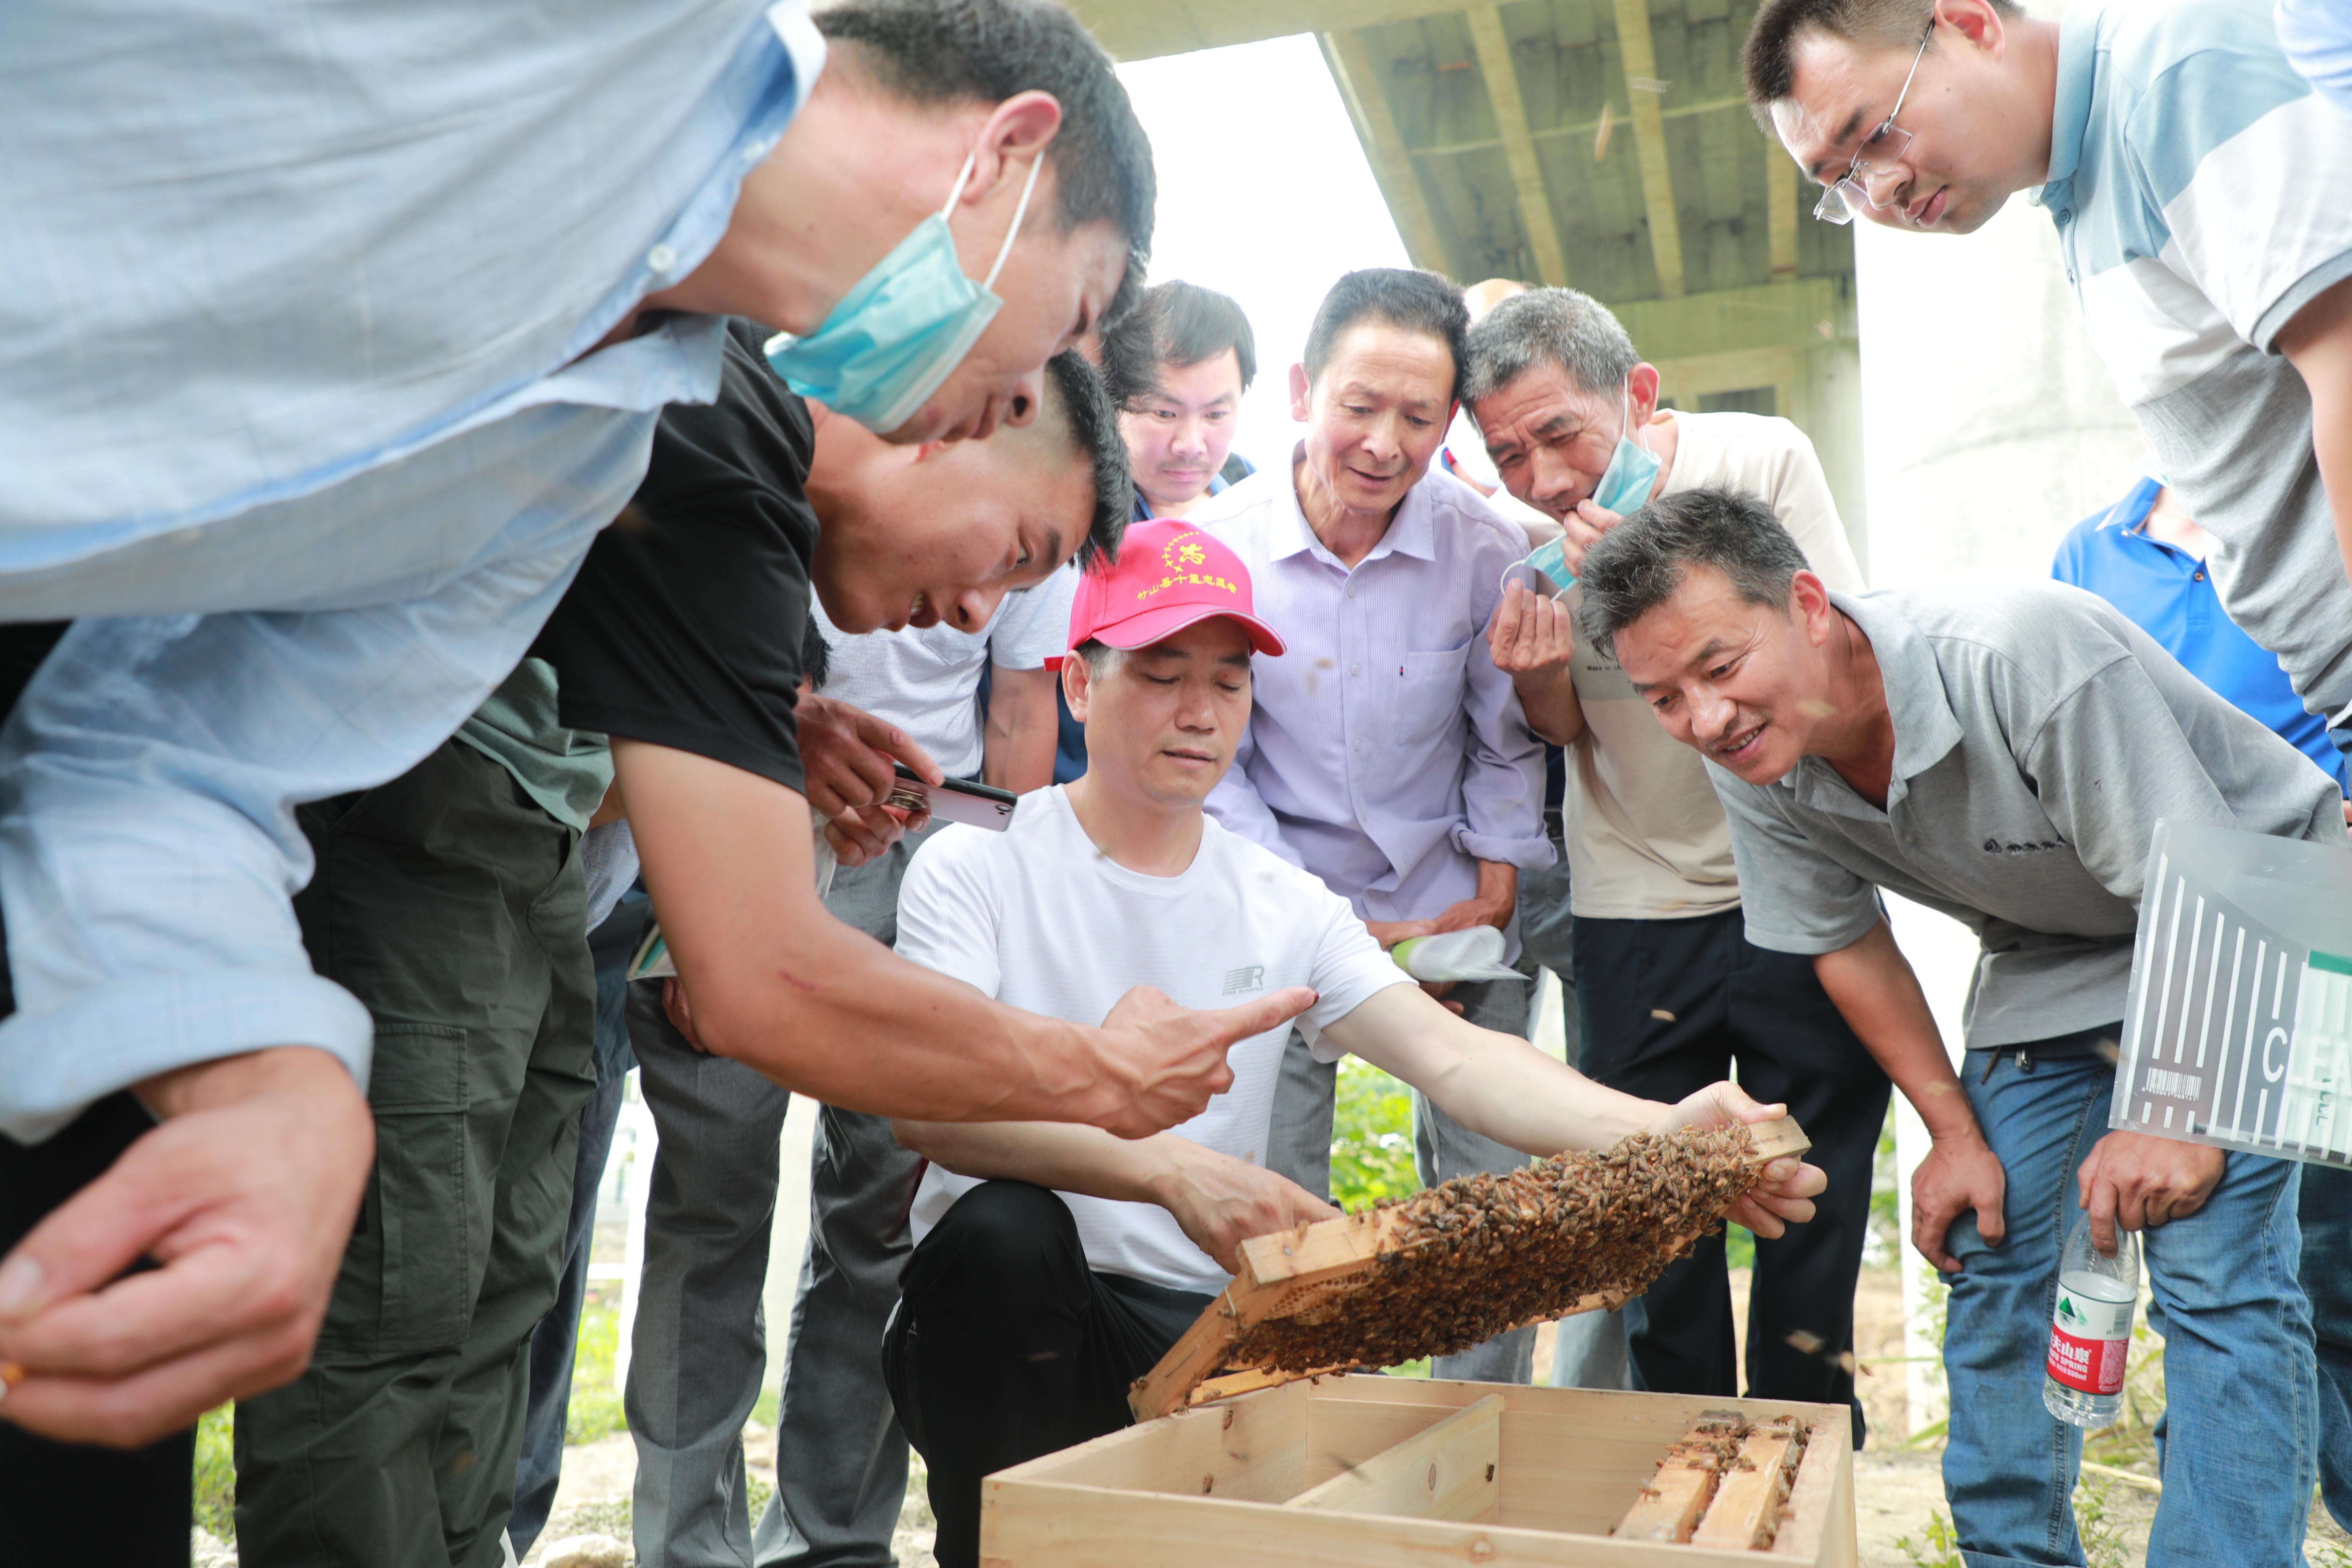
[1282,1393,1503,1522]
[1130,1117,1811,1420]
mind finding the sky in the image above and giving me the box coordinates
[1113,36,1414,477]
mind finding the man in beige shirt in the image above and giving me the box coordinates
[1462,288,1888,1443]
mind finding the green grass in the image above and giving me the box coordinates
[567,1302,629,1446]
[193,1402,237,1538]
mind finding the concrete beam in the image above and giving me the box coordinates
[1611,0,1686,298]
[1610,275,1854,362]
[1319,30,1453,275]
[1072,0,1480,62]
[1766,137,1799,278]
[1465,6,1567,287]
[1411,93,1749,159]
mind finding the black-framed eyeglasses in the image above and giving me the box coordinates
[1813,22,1933,225]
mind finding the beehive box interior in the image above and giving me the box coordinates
[983,1377,1856,1566]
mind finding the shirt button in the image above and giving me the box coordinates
[647,243,679,274]
[1350,663,1361,676]
[1352,739,1365,753]
[2193,570,2205,581]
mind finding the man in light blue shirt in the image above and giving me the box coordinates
[0,0,1169,1507]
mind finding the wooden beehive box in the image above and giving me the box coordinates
[982,1377,1855,1567]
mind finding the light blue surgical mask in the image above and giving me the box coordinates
[1591,383,1662,515]
[765,149,1043,434]
[1502,383,1658,593]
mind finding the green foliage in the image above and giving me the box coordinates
[747,1471,775,1527]
[1724,1223,1754,1273]
[1870,1103,1901,1263]
[568,1302,629,1445]
[2072,1476,2129,1568]
[1895,1508,1963,1568]
[192,1402,237,1538]
[1329,1060,1420,1212]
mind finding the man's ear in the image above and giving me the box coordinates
[1939,0,2008,59]
[964,90,1064,206]
[1790,568,1835,640]
[1628,363,1663,424]
[1062,652,1092,723]
[1288,363,1312,424]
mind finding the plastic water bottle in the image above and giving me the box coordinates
[2043,1214,2140,1427]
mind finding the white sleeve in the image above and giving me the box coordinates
[1761,422,1864,594]
[987,564,1078,671]
[1300,891,1419,1063]
[889,827,1004,997]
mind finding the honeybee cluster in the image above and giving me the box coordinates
[1220,1125,1767,1377]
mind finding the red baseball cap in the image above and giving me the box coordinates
[1066,518,1286,657]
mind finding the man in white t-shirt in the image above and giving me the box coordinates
[879,519,1827,1568]
[1460,287,1889,1439]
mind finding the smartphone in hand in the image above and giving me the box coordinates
[888,763,1017,831]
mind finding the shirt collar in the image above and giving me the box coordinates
[2038,1,2104,209]
[1776,591,1963,810]
[1269,446,1438,566]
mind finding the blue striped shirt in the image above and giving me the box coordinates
[2038,0,2352,733]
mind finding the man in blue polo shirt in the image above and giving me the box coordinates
[2053,473,2352,1535]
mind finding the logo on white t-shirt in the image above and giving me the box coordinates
[1221,964,1265,995]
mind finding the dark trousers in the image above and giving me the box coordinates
[1575,908,1889,1443]
[882,1182,1210,1568]
[0,1096,197,1565]
[509,888,648,1558]
[0,622,195,1567]
[232,738,594,1568]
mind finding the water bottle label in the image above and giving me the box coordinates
[2046,1285,2133,1395]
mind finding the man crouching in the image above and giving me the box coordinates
[880,519,1828,1567]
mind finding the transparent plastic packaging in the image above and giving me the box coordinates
[2043,1214,2140,1428]
[1390,926,1522,983]
[2115,819,2352,1169]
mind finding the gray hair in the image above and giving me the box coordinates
[1461,287,1640,408]
[1576,489,1810,659]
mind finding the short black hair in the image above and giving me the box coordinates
[815,0,1156,324]
[1301,269,1469,404]
[1742,0,2018,113]
[1098,280,1257,409]
[1576,488,1811,659]
[1073,636,1119,675]
[1040,349,1128,568]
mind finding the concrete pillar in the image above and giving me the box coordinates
[1791,337,1869,576]
[1847,96,2145,1439]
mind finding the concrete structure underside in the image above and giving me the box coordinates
[1072,0,1870,554]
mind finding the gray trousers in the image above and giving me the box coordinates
[626,829,930,1568]
[1262,972,1540,1385]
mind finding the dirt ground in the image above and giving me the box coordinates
[525,1260,2352,1568]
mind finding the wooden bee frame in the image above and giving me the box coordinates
[1130,1117,1812,1420]
[983,1377,1857,1566]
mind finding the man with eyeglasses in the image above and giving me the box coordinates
[1741,0,2352,841]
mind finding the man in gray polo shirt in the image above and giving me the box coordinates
[1580,487,2337,1568]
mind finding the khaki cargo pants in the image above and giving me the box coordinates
[234,737,594,1568]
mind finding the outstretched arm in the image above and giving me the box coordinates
[1317,985,1823,1237]
[2277,272,2352,595]
[1813,920,2003,1273]
[619,738,1313,1136]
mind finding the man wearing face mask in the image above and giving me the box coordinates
[1194,269,1555,1385]
[0,0,1238,1546]
[1457,289,1886,1433]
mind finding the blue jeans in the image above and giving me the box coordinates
[2302,1162,2352,1530]
[1943,1030,2315,1568]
